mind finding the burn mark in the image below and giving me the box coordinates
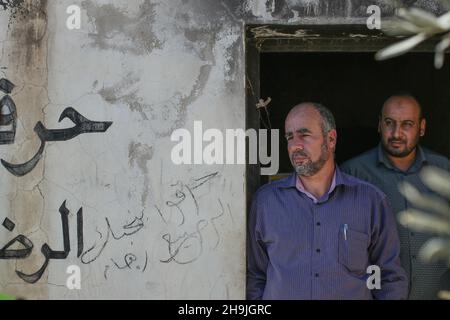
[81,0,163,55]
[98,73,150,121]
[129,142,153,207]
[98,60,210,138]
[0,0,25,11]
[6,0,48,74]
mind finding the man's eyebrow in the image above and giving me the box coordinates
[285,128,312,138]
[296,128,312,134]
[383,117,416,124]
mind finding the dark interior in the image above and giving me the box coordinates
[260,52,450,176]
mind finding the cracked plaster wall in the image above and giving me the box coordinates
[0,0,444,299]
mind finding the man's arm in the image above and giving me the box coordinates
[246,193,268,300]
[369,196,409,300]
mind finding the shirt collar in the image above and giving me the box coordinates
[296,169,337,203]
[277,166,356,190]
[377,143,428,173]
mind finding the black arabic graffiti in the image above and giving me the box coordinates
[0,201,84,284]
[0,77,113,177]
[1,107,113,177]
[0,78,16,145]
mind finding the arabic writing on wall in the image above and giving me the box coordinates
[0,78,113,177]
[1,75,114,284]
[1,75,232,288]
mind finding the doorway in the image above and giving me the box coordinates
[246,24,450,202]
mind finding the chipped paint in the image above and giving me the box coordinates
[250,25,320,38]
[349,33,370,37]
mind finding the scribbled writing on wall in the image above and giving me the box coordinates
[0,201,83,284]
[80,209,149,280]
[78,171,231,281]
[0,77,113,177]
[157,172,232,265]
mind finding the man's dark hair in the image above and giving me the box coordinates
[383,92,424,120]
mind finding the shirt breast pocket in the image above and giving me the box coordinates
[338,227,369,274]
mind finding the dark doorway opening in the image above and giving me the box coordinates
[260,51,450,176]
[245,25,450,201]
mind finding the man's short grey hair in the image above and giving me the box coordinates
[309,102,336,135]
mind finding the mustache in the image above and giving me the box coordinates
[292,150,309,158]
[388,138,406,143]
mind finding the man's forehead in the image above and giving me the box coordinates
[285,115,321,132]
[382,97,421,118]
[382,106,420,122]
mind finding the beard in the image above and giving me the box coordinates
[382,136,419,158]
[291,142,330,177]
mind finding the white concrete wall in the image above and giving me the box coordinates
[0,0,245,299]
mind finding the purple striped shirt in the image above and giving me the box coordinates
[296,170,337,203]
[247,166,408,300]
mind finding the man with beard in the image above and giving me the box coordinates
[246,102,407,300]
[341,94,450,299]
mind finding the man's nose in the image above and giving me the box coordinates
[391,124,402,139]
[290,136,304,150]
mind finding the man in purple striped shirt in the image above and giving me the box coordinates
[246,102,408,300]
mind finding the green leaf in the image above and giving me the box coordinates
[376,33,428,60]
[398,209,450,236]
[419,238,450,266]
[438,290,450,300]
[397,8,444,31]
[0,293,16,300]
[399,182,450,218]
[381,20,422,36]
[436,11,450,29]
[421,166,450,198]
[435,34,450,69]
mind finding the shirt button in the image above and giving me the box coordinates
[316,249,321,253]
[315,273,319,278]
[316,222,321,226]
[410,232,415,237]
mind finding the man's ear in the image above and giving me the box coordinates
[420,118,426,137]
[328,129,337,148]
[378,116,382,134]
